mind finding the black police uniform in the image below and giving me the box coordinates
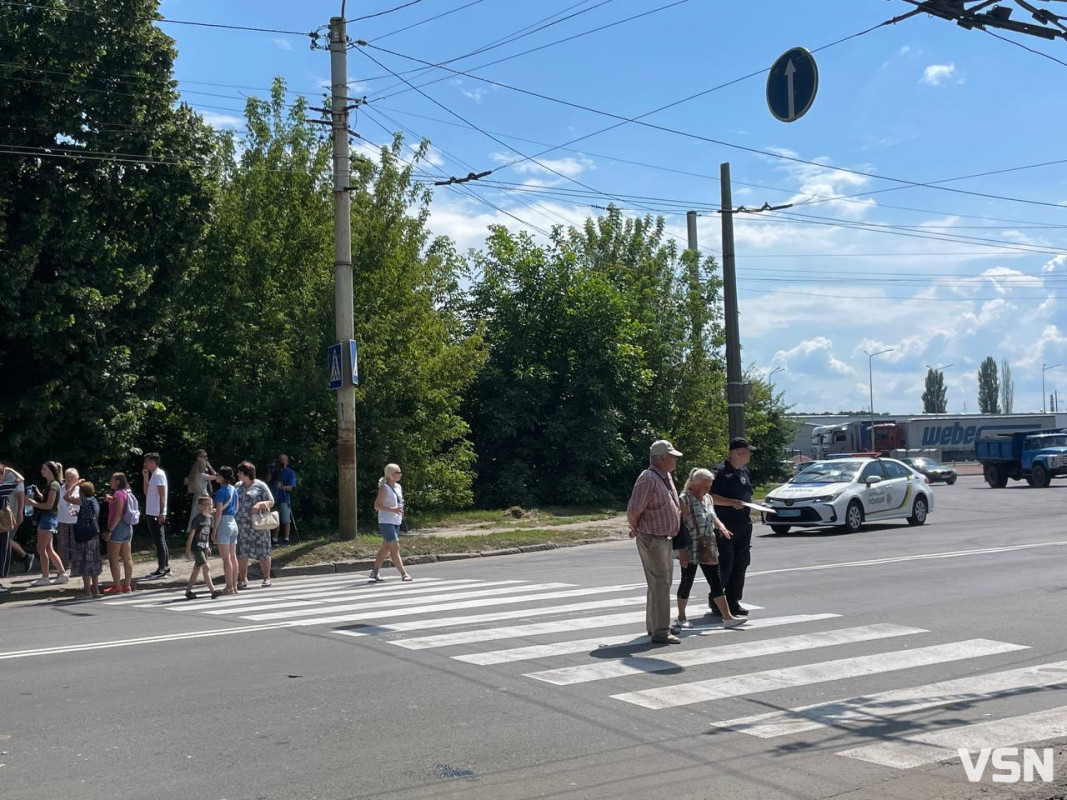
[711,459,754,615]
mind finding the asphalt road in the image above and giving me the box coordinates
[3,475,1067,800]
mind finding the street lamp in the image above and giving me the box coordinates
[925,363,953,415]
[1042,363,1061,413]
[865,348,894,451]
[768,366,785,396]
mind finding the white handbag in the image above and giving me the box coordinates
[252,509,279,530]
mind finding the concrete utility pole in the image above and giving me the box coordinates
[865,348,894,451]
[720,163,745,440]
[330,16,358,538]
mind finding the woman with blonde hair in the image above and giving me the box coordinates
[369,463,411,582]
[55,467,81,570]
[675,467,745,629]
[26,461,69,586]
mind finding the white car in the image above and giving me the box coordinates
[761,457,934,534]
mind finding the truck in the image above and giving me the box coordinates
[975,430,1067,488]
[809,414,1067,461]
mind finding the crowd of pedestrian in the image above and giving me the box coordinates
[0,450,304,599]
[628,437,758,644]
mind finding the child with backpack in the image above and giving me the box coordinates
[184,494,221,600]
[102,472,138,595]
[68,480,102,599]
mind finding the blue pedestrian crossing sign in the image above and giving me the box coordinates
[766,47,818,123]
[327,344,343,390]
[327,340,359,390]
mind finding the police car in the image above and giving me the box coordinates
[761,455,933,534]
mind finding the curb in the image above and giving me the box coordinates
[1,536,626,604]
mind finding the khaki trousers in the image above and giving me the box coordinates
[636,533,674,639]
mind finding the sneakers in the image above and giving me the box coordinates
[30,577,52,587]
[261,579,272,588]
[674,618,694,629]
[122,585,132,593]
[185,590,198,600]
[236,580,248,591]
[730,606,749,617]
[280,539,290,547]
[148,566,172,579]
[101,585,122,595]
[369,572,384,583]
[724,617,748,629]
[651,633,682,645]
[210,590,224,599]
[54,572,70,584]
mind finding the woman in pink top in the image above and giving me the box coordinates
[101,472,134,595]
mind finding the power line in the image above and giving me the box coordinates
[348,0,426,23]
[983,27,1067,68]
[368,0,691,104]
[359,41,1067,211]
[374,0,491,40]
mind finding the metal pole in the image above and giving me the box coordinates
[686,210,699,252]
[720,163,744,440]
[330,16,358,539]
[868,355,875,451]
[1042,363,1047,414]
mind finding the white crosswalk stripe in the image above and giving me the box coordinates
[713,660,1067,739]
[106,571,1063,774]
[193,580,525,615]
[525,624,925,685]
[611,640,1029,710]
[837,704,1067,769]
[451,614,840,665]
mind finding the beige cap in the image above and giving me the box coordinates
[650,439,683,457]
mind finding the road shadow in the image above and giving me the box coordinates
[757,522,908,539]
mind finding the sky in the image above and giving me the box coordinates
[158,0,1067,415]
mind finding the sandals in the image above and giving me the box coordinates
[401,574,413,582]
[369,572,385,583]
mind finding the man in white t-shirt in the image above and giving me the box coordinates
[143,453,170,577]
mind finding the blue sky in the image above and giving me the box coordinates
[159,0,1067,415]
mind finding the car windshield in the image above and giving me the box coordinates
[910,458,939,468]
[1035,435,1067,448]
[791,462,862,484]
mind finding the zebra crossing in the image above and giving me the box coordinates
[111,574,1067,773]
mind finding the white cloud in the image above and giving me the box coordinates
[490,152,595,179]
[1044,254,1066,273]
[921,63,962,86]
[462,87,488,103]
[200,111,242,129]
[272,38,293,51]
[773,336,856,377]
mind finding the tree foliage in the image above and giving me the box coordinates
[0,0,217,469]
[977,356,1001,414]
[1000,359,1014,414]
[922,369,948,414]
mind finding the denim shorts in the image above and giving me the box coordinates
[277,502,291,525]
[379,523,400,543]
[109,522,133,543]
[216,515,238,546]
[37,513,59,533]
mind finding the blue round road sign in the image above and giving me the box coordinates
[766,47,818,123]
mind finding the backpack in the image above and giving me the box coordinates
[121,490,141,526]
[74,498,101,543]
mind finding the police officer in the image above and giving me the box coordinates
[710,437,756,617]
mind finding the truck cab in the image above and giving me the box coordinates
[976,430,1067,488]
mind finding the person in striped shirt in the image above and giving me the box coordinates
[627,440,683,645]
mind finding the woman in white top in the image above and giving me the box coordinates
[54,468,81,571]
[370,463,411,582]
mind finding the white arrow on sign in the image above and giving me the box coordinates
[784,58,796,121]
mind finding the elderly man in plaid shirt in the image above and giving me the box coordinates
[627,439,683,644]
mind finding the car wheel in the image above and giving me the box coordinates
[907,495,928,526]
[984,464,1008,488]
[841,500,863,533]
[946,477,956,486]
[770,524,791,535]
[1031,463,1051,488]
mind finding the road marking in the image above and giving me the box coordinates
[453,614,840,665]
[191,580,523,615]
[153,577,479,609]
[837,704,1067,769]
[395,612,649,650]
[0,623,296,660]
[611,639,1029,710]
[103,572,445,606]
[243,583,642,623]
[525,624,923,685]
[332,595,648,634]
[750,541,1067,578]
[714,660,1067,739]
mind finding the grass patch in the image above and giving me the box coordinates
[407,502,625,530]
[274,527,622,567]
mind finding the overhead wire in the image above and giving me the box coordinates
[348,0,426,23]
[373,0,491,40]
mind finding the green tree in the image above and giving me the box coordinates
[744,371,796,485]
[977,357,1001,414]
[160,85,483,524]
[0,0,218,469]
[1000,358,1014,414]
[922,368,948,414]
